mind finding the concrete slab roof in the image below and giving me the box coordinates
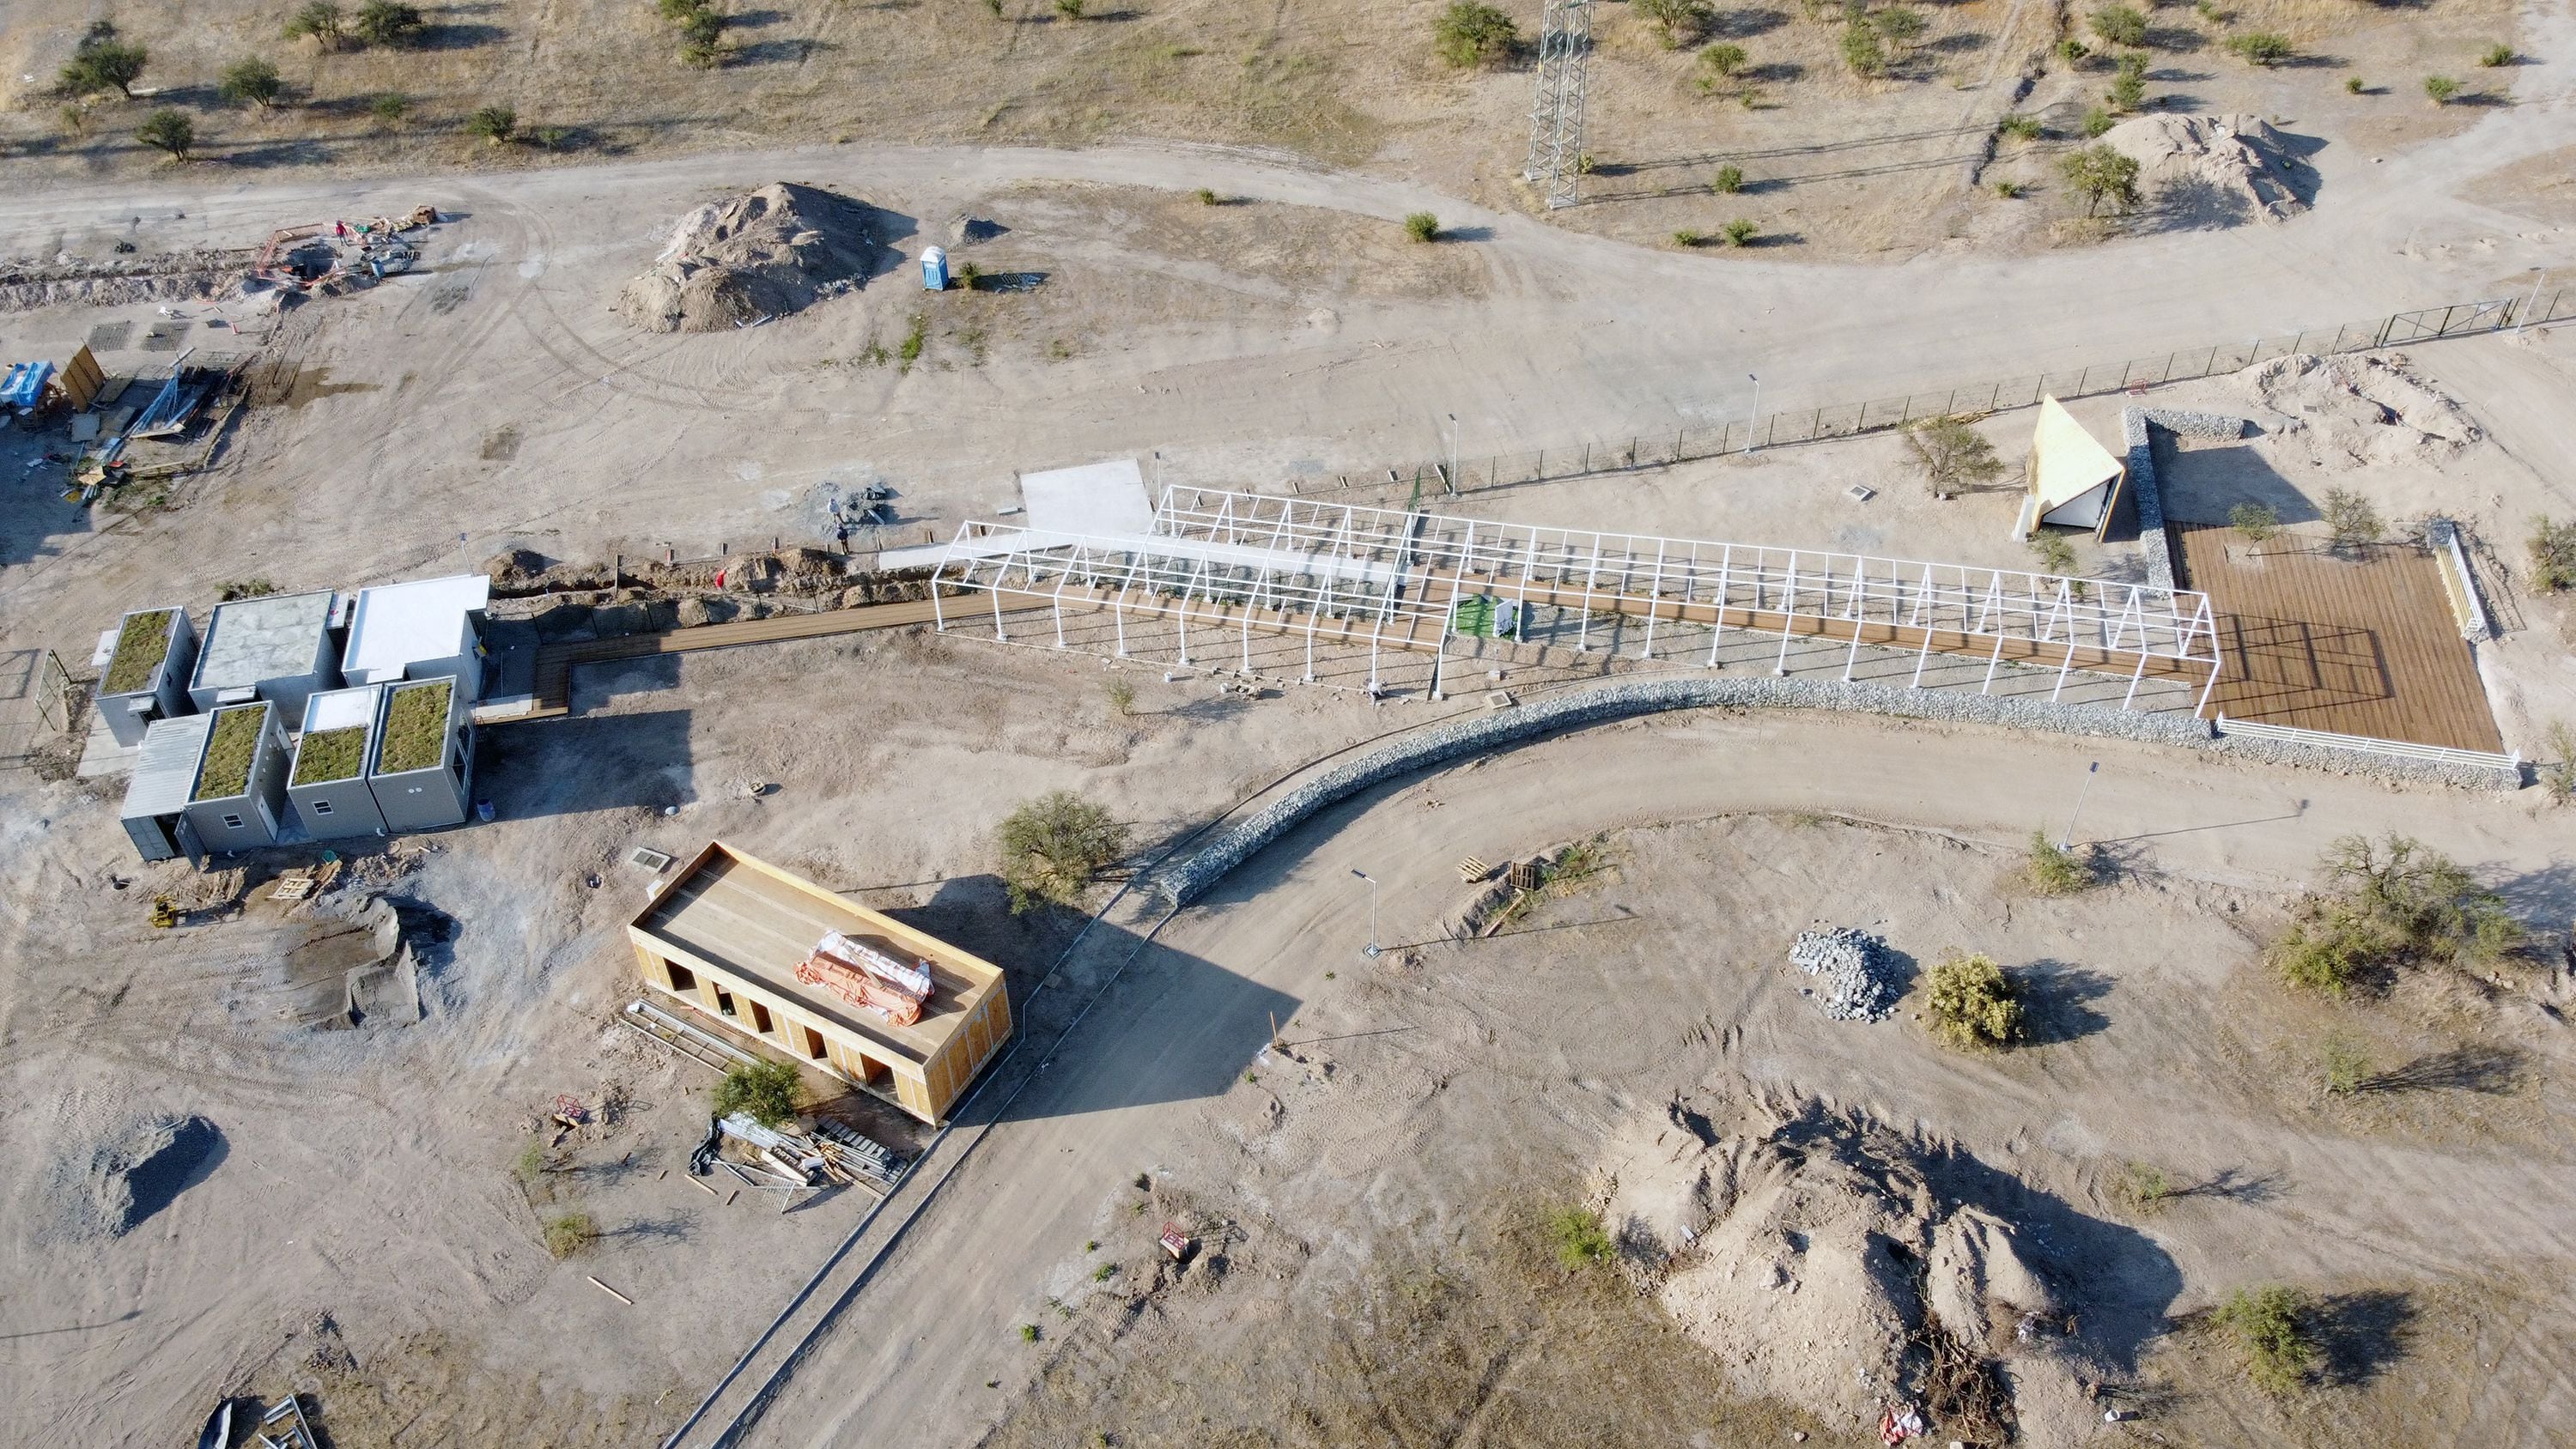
[343,574,489,682]
[303,684,382,734]
[194,591,335,692]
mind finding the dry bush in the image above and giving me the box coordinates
[1904,415,2003,499]
[1924,952,2026,1051]
[2026,830,2093,895]
[2269,834,2521,997]
[999,791,1130,913]
[2212,1284,2316,1393]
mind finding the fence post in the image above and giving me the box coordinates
[2373,315,2394,348]
[2438,303,2458,336]
[2075,366,2091,395]
[2160,351,2176,382]
[1858,400,1871,430]
[1987,382,2002,409]
[1942,388,1957,415]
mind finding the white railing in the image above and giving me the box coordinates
[2428,519,2493,642]
[2215,714,2521,776]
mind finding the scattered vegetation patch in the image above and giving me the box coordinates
[2224,30,2293,66]
[1544,1204,1614,1269]
[1103,677,1137,717]
[2114,1159,2174,1213]
[2318,1032,2371,1095]
[2320,488,2384,552]
[1404,211,1441,243]
[376,680,453,773]
[1903,415,2003,499]
[711,1058,801,1126]
[2528,515,2576,591]
[2541,721,2576,805]
[193,705,267,801]
[1923,952,2025,1051]
[2229,501,2281,543]
[1721,218,1759,247]
[2026,830,2094,895]
[101,610,175,695]
[998,791,1130,913]
[1431,1,1519,68]
[542,1210,598,1258]
[2269,834,2521,997]
[292,726,369,785]
[2059,143,2141,215]
[2211,1284,2317,1393]
[2422,75,2462,105]
[2027,530,2079,575]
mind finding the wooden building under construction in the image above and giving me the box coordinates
[629,842,1013,1124]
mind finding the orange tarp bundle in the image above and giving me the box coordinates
[794,952,924,1027]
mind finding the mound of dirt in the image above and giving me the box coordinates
[1596,1093,2085,1440]
[2104,113,2308,227]
[78,1114,222,1238]
[2248,352,2482,465]
[617,183,883,333]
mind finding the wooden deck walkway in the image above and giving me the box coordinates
[2171,524,2501,752]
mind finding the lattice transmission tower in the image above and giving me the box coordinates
[1522,0,1595,210]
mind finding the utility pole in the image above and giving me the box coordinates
[1351,869,1382,958]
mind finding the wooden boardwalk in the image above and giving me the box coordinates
[2172,524,2501,751]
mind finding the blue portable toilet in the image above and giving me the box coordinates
[921,246,950,292]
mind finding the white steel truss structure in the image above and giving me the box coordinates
[1522,0,1595,210]
[936,488,2227,712]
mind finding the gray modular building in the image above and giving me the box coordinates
[341,574,488,700]
[287,685,389,838]
[118,713,213,863]
[368,676,472,832]
[94,606,199,748]
[188,591,342,725]
[184,700,293,852]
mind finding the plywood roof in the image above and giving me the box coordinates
[2028,396,2123,511]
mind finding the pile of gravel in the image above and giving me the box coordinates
[1789,928,1899,1022]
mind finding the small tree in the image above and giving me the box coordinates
[467,105,517,143]
[2026,829,2093,895]
[63,37,150,99]
[2058,142,2140,215]
[286,0,347,48]
[1924,953,2026,1051]
[2229,500,2280,543]
[219,57,285,109]
[710,1058,802,1126]
[1904,415,2003,498]
[2531,515,2576,591]
[998,791,1130,913]
[1721,218,1758,246]
[2319,487,2382,553]
[1698,42,1747,90]
[2271,834,2522,996]
[1404,210,1440,242]
[1637,0,1715,47]
[2225,30,2292,65]
[1871,5,1926,48]
[2108,52,2147,110]
[1432,1,1518,68]
[355,0,427,45]
[136,108,195,158]
[1103,676,1137,717]
[2089,3,2148,48]
[1712,163,1744,192]
[1839,21,1888,76]
[2212,1286,2316,1394]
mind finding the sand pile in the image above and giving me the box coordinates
[1596,1093,2081,1438]
[617,183,882,333]
[69,1114,222,1238]
[2249,352,2481,465]
[2104,113,2308,226]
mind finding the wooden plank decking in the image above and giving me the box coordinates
[2171,524,2501,751]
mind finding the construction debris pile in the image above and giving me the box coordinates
[1789,927,1900,1022]
[617,182,883,333]
[250,208,439,297]
[693,1112,905,1194]
[794,930,934,1027]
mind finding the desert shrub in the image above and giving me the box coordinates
[222,57,286,108]
[2318,1034,2371,1094]
[1839,21,1887,76]
[2529,515,2576,591]
[354,0,425,45]
[2423,74,2461,104]
[2225,30,2292,65]
[999,790,1130,912]
[1637,0,1715,46]
[1433,1,1518,68]
[286,0,348,47]
[2213,1285,2316,1393]
[2057,36,2089,63]
[1055,0,1086,17]
[710,1058,801,1126]
[1999,112,2043,140]
[1712,163,1744,192]
[1904,415,2003,498]
[2320,488,2383,551]
[1019,1323,1041,1342]
[2270,834,2522,996]
[543,1211,598,1258]
[2059,142,2139,212]
[1671,228,1704,247]
[2089,3,2147,48]
[1545,1205,1614,1269]
[1193,186,1218,205]
[370,91,409,123]
[64,32,150,98]
[2345,75,2366,94]
[2108,52,2146,109]
[136,108,196,157]
[2027,530,2078,574]
[1104,676,1137,716]
[2026,830,2093,895]
[1404,210,1440,242]
[2479,42,2514,66]
[466,105,517,143]
[1721,218,1758,246]
[1698,41,1747,86]
[1993,179,2026,197]
[1924,953,2026,1051]
[2229,500,2280,543]
[2540,721,2576,805]
[1871,5,1925,46]
[2080,105,2116,137]
[2115,1160,2173,1212]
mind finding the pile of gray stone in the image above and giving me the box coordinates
[1789,927,1900,1022]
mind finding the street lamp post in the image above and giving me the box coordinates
[1351,869,1382,958]
[1743,373,1760,454]
[1447,413,1460,494]
[2059,761,2099,851]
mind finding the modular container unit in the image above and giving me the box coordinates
[367,676,471,832]
[341,574,489,700]
[188,590,342,725]
[94,606,199,748]
[183,700,291,852]
[287,686,389,839]
[118,713,214,862]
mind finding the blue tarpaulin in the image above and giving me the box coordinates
[0,360,53,409]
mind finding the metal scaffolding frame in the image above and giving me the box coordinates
[936,488,2227,712]
[1522,0,1595,209]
